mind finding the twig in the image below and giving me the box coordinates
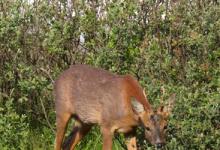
[40,68,54,83]
[39,97,55,134]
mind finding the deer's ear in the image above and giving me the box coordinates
[132,99,144,113]
[158,94,176,116]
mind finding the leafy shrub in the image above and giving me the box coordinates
[0,99,29,150]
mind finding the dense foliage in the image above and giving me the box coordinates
[0,0,219,149]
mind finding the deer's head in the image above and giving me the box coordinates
[132,94,175,148]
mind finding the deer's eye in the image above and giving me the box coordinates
[145,127,151,131]
[164,125,168,130]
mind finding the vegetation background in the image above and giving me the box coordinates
[0,0,219,149]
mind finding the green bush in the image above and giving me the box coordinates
[0,99,29,150]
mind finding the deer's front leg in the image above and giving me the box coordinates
[101,126,113,150]
[126,137,137,150]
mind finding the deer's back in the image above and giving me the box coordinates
[54,65,130,124]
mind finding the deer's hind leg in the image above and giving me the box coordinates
[55,111,71,150]
[63,121,92,150]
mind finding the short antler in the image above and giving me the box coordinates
[142,88,153,111]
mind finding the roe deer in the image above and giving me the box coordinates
[54,64,175,150]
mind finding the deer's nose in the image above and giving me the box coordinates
[156,143,163,149]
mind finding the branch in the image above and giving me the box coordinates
[40,68,54,83]
[39,97,55,134]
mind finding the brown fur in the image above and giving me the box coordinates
[54,64,175,150]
